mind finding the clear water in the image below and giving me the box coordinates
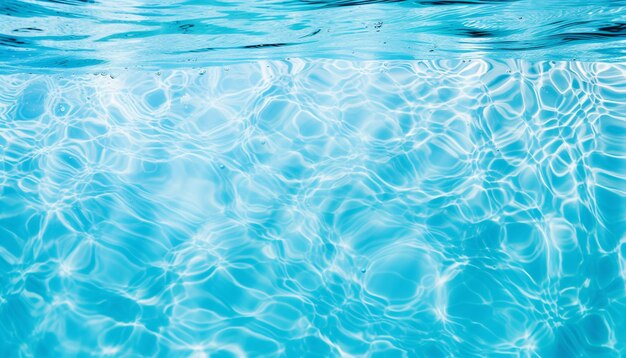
[1,0,626,72]
[1,2,626,358]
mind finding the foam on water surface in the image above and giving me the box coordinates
[1,59,625,356]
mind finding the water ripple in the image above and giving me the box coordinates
[1,1,626,72]
[0,59,625,356]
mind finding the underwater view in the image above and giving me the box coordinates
[1,1,626,357]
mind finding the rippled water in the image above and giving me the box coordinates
[2,0,626,72]
[1,59,625,356]
[2,1,626,357]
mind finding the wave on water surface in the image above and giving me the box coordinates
[1,0,626,72]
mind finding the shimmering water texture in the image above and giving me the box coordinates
[2,0,626,72]
[1,60,626,357]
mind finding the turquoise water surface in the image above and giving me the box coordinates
[1,1,626,357]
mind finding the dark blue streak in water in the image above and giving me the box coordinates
[1,0,626,72]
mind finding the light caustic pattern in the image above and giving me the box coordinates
[0,59,625,356]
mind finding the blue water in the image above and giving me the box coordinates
[1,1,626,358]
[1,0,626,72]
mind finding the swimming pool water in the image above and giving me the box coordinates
[2,0,626,72]
[1,59,625,356]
